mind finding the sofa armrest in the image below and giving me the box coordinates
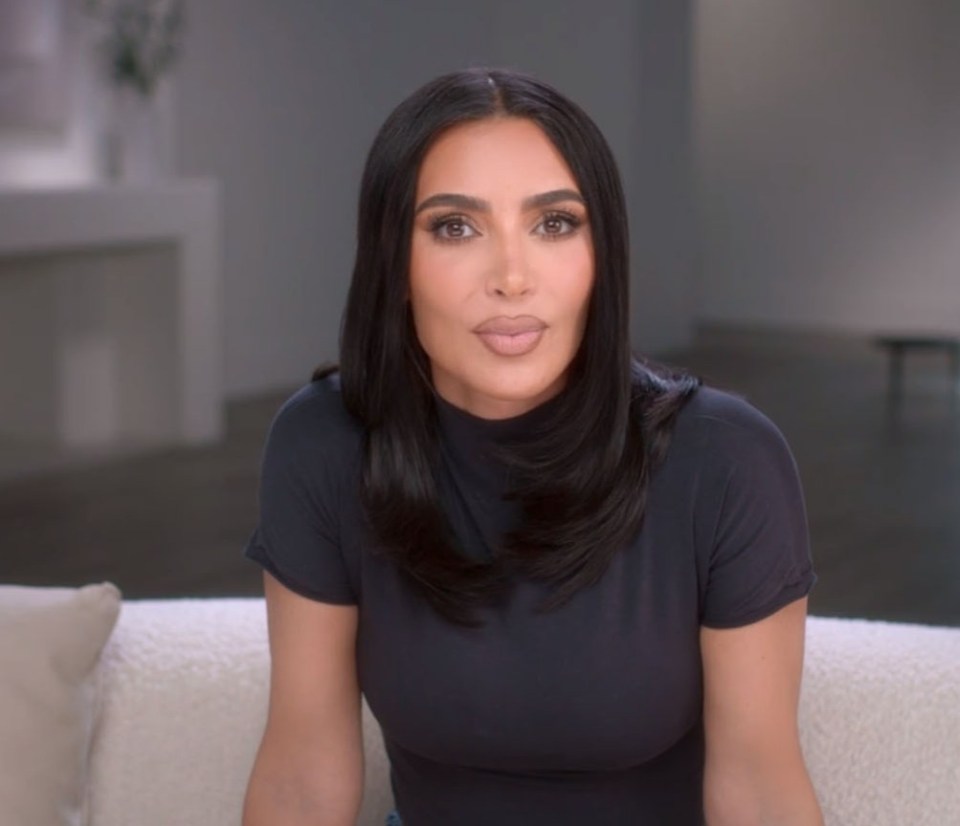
[87,598,392,826]
[801,616,960,826]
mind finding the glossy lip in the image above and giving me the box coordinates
[473,315,547,357]
[473,315,547,335]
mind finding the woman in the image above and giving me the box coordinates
[242,68,823,825]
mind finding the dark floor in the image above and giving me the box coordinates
[2,327,958,627]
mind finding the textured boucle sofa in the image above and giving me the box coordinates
[7,592,960,825]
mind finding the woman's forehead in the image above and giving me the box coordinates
[415,118,580,203]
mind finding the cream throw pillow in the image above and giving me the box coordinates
[0,582,121,826]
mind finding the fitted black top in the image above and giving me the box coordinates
[244,375,816,826]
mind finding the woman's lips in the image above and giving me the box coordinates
[473,316,547,356]
[476,329,544,356]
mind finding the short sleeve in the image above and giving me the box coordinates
[698,397,816,629]
[244,386,358,605]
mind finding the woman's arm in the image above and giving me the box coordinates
[700,597,823,826]
[243,572,363,826]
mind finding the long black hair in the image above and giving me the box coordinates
[315,67,699,626]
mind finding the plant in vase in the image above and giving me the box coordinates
[84,0,186,182]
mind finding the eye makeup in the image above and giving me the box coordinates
[535,210,584,239]
[426,214,477,244]
[425,209,586,245]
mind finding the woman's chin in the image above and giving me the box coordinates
[443,375,567,419]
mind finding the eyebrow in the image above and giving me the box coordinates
[414,188,585,215]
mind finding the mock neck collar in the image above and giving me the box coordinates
[434,390,565,448]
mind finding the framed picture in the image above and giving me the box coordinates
[0,0,66,130]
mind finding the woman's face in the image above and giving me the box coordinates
[409,117,595,420]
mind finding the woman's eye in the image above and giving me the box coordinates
[536,212,581,238]
[431,217,477,242]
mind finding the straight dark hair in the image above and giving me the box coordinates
[315,67,699,626]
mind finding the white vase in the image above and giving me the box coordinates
[103,83,174,183]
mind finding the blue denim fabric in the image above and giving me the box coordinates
[385,811,403,826]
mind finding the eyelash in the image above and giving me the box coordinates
[427,210,584,244]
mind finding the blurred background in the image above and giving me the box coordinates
[1,0,957,626]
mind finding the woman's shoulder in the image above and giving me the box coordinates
[672,384,797,476]
[265,373,364,459]
[681,384,780,434]
[632,360,785,451]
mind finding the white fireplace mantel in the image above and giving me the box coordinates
[0,179,223,459]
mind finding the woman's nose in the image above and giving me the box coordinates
[486,233,534,298]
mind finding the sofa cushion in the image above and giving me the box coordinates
[86,598,394,826]
[0,582,122,826]
[801,616,960,826]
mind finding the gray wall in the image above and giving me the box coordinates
[175,1,697,398]
[632,2,697,354]
[694,0,960,334]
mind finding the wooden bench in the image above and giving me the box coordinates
[874,335,960,397]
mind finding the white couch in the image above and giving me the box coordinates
[85,599,960,826]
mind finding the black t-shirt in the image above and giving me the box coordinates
[244,376,816,826]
